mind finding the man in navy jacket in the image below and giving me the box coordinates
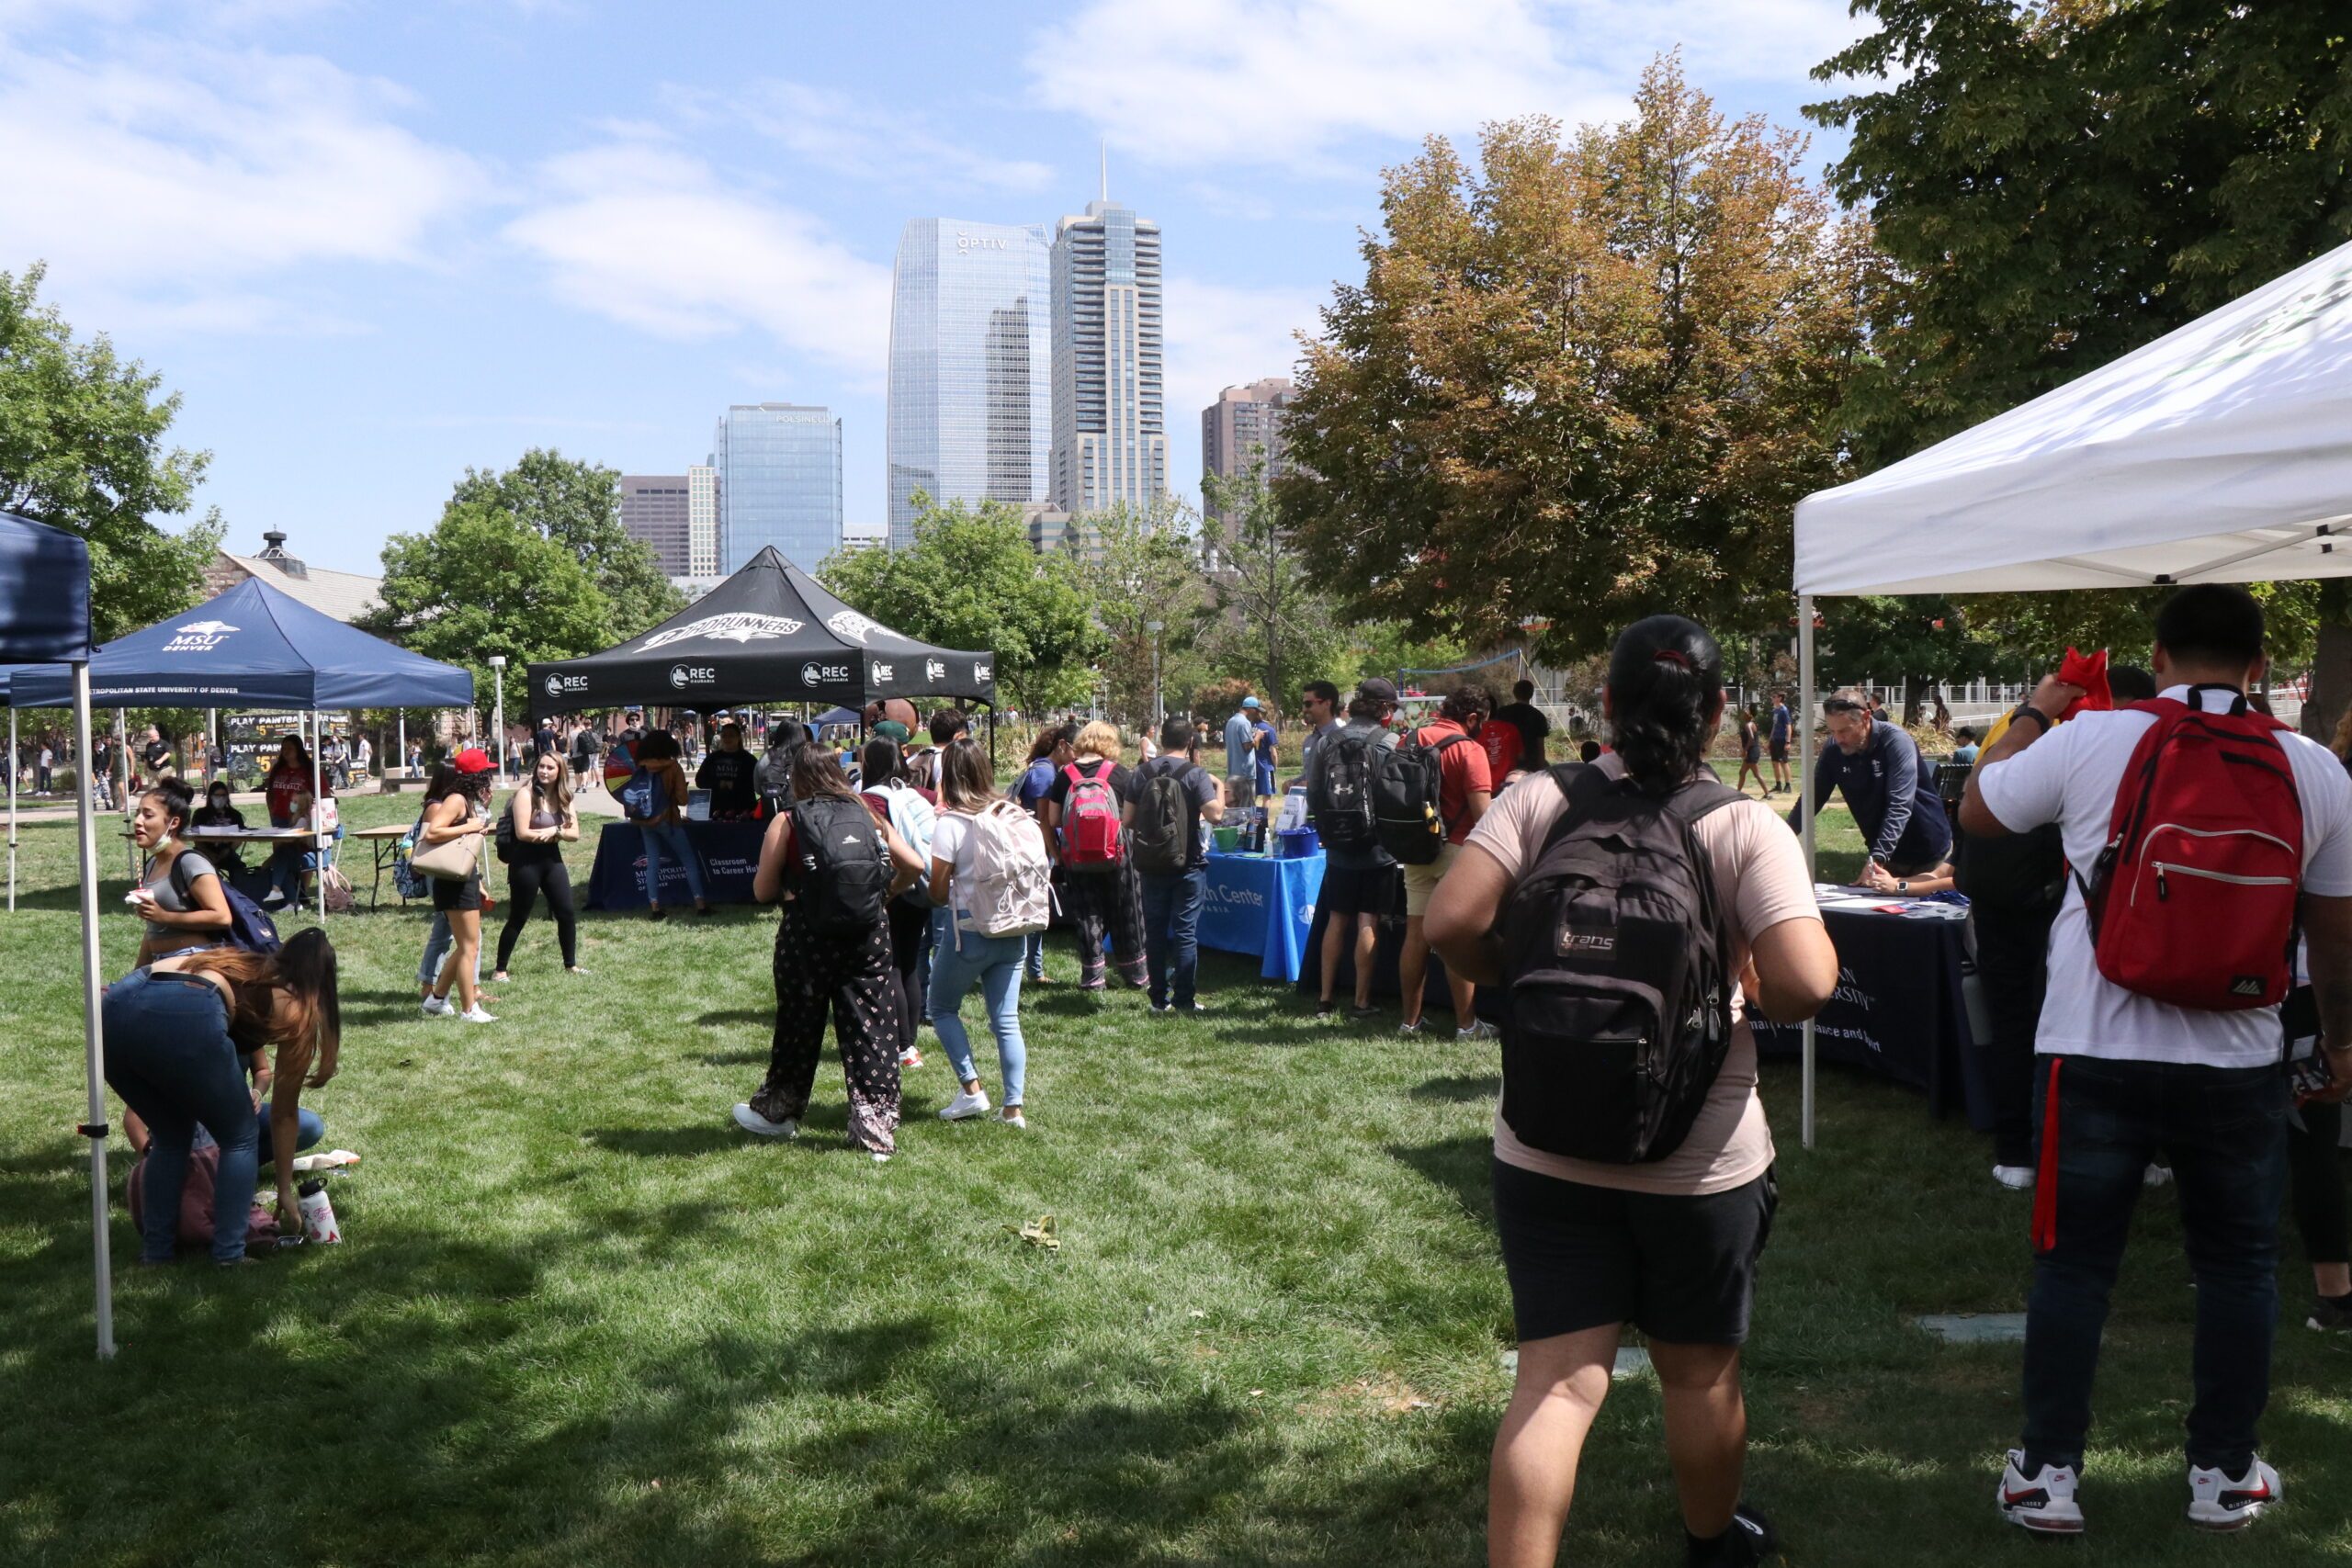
[1789,690,1952,880]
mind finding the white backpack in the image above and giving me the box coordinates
[957,800,1053,941]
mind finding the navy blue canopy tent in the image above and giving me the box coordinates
[7,575,473,710]
[0,512,109,1359]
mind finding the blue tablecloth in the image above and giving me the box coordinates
[584,820,765,911]
[1198,849,1323,982]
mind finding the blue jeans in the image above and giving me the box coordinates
[419,911,481,990]
[639,822,707,907]
[1022,930,1046,980]
[1139,867,1206,1008]
[2021,1055,2289,1473]
[197,1105,323,1166]
[927,923,1027,1106]
[102,969,260,1263]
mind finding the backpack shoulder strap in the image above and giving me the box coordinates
[1666,774,1747,827]
[1532,762,1615,858]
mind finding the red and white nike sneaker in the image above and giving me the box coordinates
[2187,1457,2280,1531]
[1996,1450,2085,1535]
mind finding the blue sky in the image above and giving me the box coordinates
[0,0,1872,577]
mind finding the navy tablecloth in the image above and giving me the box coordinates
[583,820,765,911]
[1197,850,1324,982]
[1752,902,1982,1122]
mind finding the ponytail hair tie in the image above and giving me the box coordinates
[1652,649,1691,670]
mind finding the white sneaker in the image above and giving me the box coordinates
[1456,1020,1499,1041]
[2187,1457,2280,1531]
[1992,1164,2036,1190]
[939,1089,989,1122]
[1997,1449,2085,1535]
[898,1047,923,1069]
[2144,1161,2174,1188]
[731,1102,798,1140]
[458,1005,497,1023]
[1001,1110,1027,1130]
[420,996,453,1018]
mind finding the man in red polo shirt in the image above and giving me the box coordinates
[1400,683,1495,1038]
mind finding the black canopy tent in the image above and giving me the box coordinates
[527,547,997,723]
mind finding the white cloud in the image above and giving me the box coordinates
[503,139,892,380]
[1162,275,1329,501]
[1028,0,1864,174]
[0,43,486,327]
[662,80,1056,195]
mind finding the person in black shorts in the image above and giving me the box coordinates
[1305,679,1405,1020]
[419,749,497,1023]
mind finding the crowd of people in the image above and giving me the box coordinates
[89,586,2352,1566]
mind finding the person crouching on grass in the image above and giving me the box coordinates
[1427,615,1836,1568]
[732,745,925,1161]
[104,929,341,1264]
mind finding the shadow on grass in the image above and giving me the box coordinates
[582,1124,744,1158]
[1389,1134,1496,1232]
[695,1009,770,1029]
[1410,1073,1500,1103]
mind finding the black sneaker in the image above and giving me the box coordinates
[2307,1295,2352,1333]
[1689,1504,1779,1566]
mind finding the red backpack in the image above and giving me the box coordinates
[1059,761,1125,873]
[2080,688,2304,1010]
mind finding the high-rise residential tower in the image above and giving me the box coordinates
[1201,377,1297,525]
[712,403,842,572]
[619,475,692,575]
[1050,197,1165,513]
[886,219,1054,547]
[686,462,721,576]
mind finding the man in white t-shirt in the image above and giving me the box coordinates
[1962,583,2352,1537]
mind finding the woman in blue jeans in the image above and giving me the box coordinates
[626,731,710,919]
[103,928,342,1265]
[927,739,1035,1128]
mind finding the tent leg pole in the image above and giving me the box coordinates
[8,706,17,912]
[117,709,131,881]
[1798,594,1817,1152]
[73,663,114,1359]
[314,712,326,921]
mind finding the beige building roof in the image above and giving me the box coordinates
[204,534,382,624]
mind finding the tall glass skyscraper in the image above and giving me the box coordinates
[886,219,1054,547]
[712,403,842,572]
[1051,197,1165,513]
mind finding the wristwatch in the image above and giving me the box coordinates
[1898,879,1910,894]
[2009,703,2052,734]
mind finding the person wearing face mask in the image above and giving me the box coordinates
[189,779,251,882]
[127,779,233,967]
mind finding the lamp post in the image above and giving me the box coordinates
[1147,620,1164,729]
[488,656,507,780]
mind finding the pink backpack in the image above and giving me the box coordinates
[1059,761,1124,873]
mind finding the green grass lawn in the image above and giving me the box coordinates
[1,786,2348,1566]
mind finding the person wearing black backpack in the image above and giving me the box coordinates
[1306,679,1405,1020]
[732,745,925,1160]
[1126,714,1226,1014]
[1394,684,1496,1038]
[1425,616,1836,1568]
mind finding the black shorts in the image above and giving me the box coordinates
[1769,738,1789,762]
[1491,1158,1777,1346]
[432,874,483,913]
[1319,863,1398,919]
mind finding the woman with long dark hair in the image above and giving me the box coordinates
[261,733,332,908]
[126,778,232,966]
[732,745,924,1158]
[492,749,583,982]
[104,928,342,1263]
[419,749,496,1022]
[1427,615,1837,1568]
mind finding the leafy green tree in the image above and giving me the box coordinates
[0,263,221,639]
[1070,498,1209,728]
[450,449,685,640]
[818,493,1103,718]
[1810,1,2352,727]
[1199,456,1347,706]
[1282,55,1875,660]
[363,502,615,708]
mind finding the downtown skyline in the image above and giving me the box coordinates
[0,2,1871,576]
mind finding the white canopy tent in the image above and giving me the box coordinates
[1789,237,2352,1145]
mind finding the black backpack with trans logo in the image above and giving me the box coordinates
[1498,763,1741,1164]
[789,795,890,935]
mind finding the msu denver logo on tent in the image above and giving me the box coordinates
[164,619,238,652]
[639,613,803,651]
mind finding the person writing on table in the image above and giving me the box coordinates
[1788,689,1951,883]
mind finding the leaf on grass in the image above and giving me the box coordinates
[1004,1213,1058,1251]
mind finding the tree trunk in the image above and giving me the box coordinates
[2303,578,2352,746]
[1902,679,1926,728]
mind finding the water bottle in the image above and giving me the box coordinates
[297,1179,343,1244]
